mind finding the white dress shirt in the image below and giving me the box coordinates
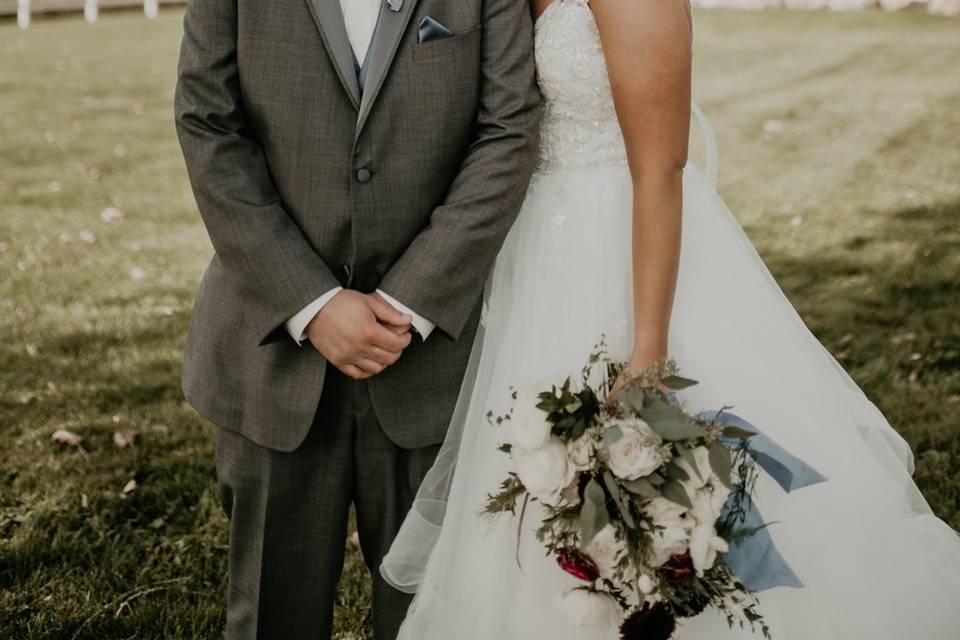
[339,0,380,65]
[285,0,436,345]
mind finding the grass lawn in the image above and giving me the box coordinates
[1,7,958,640]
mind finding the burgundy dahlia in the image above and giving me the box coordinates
[555,548,600,582]
[664,551,695,581]
[619,604,677,640]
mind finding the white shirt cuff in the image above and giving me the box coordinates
[376,290,435,340]
[285,287,343,345]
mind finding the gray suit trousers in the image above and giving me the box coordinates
[214,366,439,640]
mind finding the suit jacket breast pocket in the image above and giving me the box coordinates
[411,24,482,64]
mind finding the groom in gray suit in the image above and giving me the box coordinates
[173,0,539,637]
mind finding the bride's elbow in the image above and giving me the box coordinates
[628,154,687,192]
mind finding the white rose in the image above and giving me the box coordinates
[557,588,622,628]
[643,496,690,529]
[604,419,663,480]
[568,432,597,471]
[586,524,628,579]
[674,446,712,491]
[689,483,731,526]
[689,523,729,575]
[510,393,552,451]
[648,524,690,568]
[513,436,576,504]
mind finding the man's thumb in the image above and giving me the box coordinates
[369,294,412,325]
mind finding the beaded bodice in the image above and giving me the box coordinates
[534,0,627,171]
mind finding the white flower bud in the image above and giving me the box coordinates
[513,436,576,505]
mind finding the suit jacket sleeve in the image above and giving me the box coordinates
[174,0,341,345]
[378,0,541,341]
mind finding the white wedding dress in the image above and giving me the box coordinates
[381,1,960,637]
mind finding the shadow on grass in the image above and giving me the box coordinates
[760,197,960,529]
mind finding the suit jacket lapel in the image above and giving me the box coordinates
[304,0,362,109]
[356,0,421,137]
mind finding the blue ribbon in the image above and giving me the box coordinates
[719,500,804,591]
[693,408,827,592]
[698,410,828,493]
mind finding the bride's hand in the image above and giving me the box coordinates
[606,353,670,407]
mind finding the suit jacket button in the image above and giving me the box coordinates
[356,168,372,183]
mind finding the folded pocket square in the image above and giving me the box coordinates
[418,16,454,44]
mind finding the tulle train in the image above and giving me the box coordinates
[381,145,960,640]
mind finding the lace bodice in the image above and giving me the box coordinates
[535,0,627,171]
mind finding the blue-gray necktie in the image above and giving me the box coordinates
[353,51,370,95]
[352,12,381,95]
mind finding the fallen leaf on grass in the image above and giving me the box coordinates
[51,429,83,447]
[113,429,136,449]
[763,119,785,133]
[121,479,138,497]
[100,206,125,222]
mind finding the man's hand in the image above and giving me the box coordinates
[306,290,413,380]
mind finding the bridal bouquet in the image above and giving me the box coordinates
[484,353,772,639]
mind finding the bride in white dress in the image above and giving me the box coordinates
[381,0,960,637]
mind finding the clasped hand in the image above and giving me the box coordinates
[305,290,414,380]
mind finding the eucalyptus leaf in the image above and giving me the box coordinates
[647,473,666,487]
[570,419,588,441]
[661,480,693,509]
[603,471,636,529]
[676,444,704,482]
[665,462,690,482]
[649,418,704,441]
[709,442,733,488]
[622,477,661,500]
[660,375,698,390]
[618,386,645,414]
[640,391,689,423]
[564,397,583,414]
[580,478,609,548]
[601,425,624,448]
[536,399,557,413]
[722,426,757,440]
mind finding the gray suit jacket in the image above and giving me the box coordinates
[174,0,540,451]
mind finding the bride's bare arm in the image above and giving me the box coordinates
[591,0,693,374]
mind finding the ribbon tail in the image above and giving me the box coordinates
[699,410,828,492]
[720,501,804,592]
